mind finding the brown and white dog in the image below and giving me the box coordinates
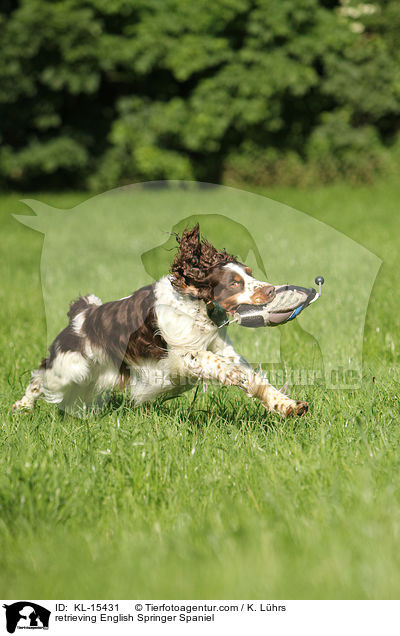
[13,225,308,417]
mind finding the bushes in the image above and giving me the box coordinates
[0,0,399,189]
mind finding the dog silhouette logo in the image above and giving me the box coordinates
[2,602,50,633]
[14,181,381,388]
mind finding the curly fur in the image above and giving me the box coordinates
[170,224,238,300]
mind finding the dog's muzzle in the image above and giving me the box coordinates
[251,284,275,304]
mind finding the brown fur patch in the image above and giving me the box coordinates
[170,224,239,301]
[42,285,167,375]
[40,325,85,370]
[83,284,167,369]
[67,297,91,321]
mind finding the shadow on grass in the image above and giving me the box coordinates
[15,381,315,435]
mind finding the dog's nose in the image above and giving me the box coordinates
[261,285,275,301]
[253,285,275,304]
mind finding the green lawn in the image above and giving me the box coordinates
[0,179,399,599]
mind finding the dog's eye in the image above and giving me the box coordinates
[231,280,241,287]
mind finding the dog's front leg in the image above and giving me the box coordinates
[181,351,308,418]
[247,372,308,418]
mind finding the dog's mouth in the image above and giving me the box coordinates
[233,285,318,327]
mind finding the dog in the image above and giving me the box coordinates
[13,224,308,418]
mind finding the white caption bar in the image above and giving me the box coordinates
[1,599,399,635]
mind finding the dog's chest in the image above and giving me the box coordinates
[154,277,218,351]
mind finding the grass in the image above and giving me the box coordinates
[0,179,399,599]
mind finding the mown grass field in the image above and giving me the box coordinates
[0,179,399,599]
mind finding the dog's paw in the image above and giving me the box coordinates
[294,400,309,416]
[12,399,33,413]
[285,400,309,418]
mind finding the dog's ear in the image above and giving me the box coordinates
[176,270,217,301]
[170,224,237,298]
[170,224,204,293]
[175,224,202,265]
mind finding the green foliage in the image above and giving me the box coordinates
[0,0,400,188]
[0,137,89,182]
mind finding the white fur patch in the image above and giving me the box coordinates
[129,357,189,405]
[119,293,133,300]
[95,367,121,392]
[86,294,102,306]
[43,351,90,403]
[154,276,218,352]
[71,311,86,334]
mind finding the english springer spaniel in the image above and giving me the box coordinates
[13,225,308,418]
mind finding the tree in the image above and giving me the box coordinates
[0,0,399,189]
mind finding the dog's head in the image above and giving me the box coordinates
[170,224,275,312]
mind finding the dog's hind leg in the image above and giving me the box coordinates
[13,368,44,412]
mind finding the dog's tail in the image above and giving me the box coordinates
[67,294,103,321]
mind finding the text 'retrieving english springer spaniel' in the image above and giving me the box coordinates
[13,225,308,418]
